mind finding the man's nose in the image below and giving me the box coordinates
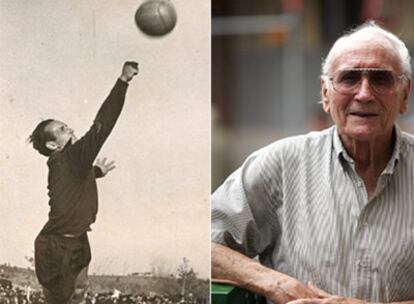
[355,77,374,102]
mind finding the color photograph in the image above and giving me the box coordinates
[212,1,414,303]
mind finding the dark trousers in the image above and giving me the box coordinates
[34,232,91,304]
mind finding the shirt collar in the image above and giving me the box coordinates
[332,125,401,174]
[332,127,353,164]
[384,125,401,174]
[47,139,73,162]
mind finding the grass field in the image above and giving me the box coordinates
[0,263,209,300]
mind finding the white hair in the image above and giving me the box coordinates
[321,21,412,79]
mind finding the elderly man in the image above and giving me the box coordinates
[211,22,414,304]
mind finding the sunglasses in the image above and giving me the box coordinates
[329,68,404,95]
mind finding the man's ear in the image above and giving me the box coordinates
[45,141,59,151]
[321,77,330,113]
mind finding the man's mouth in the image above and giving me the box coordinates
[349,112,378,118]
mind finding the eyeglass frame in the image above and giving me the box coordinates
[325,68,406,95]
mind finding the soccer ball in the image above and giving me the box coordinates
[135,0,177,36]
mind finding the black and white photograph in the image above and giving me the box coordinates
[0,1,210,303]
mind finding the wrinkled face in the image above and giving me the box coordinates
[45,120,77,151]
[321,38,410,143]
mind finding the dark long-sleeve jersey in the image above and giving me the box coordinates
[41,79,129,236]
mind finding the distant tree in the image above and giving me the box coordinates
[176,258,199,300]
[24,256,35,270]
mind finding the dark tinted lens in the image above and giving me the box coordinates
[369,70,395,88]
[336,70,361,86]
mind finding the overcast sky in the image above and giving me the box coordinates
[0,0,210,278]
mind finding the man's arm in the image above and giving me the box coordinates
[211,148,320,304]
[66,62,139,171]
[212,242,319,304]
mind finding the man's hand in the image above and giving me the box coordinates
[286,283,365,304]
[120,61,139,82]
[95,157,116,177]
[287,296,366,304]
[264,274,322,304]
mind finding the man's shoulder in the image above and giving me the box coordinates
[400,130,414,152]
[246,127,334,172]
[264,126,334,155]
[401,130,414,144]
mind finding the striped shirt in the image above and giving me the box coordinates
[211,125,414,302]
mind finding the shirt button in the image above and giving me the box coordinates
[357,259,370,268]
